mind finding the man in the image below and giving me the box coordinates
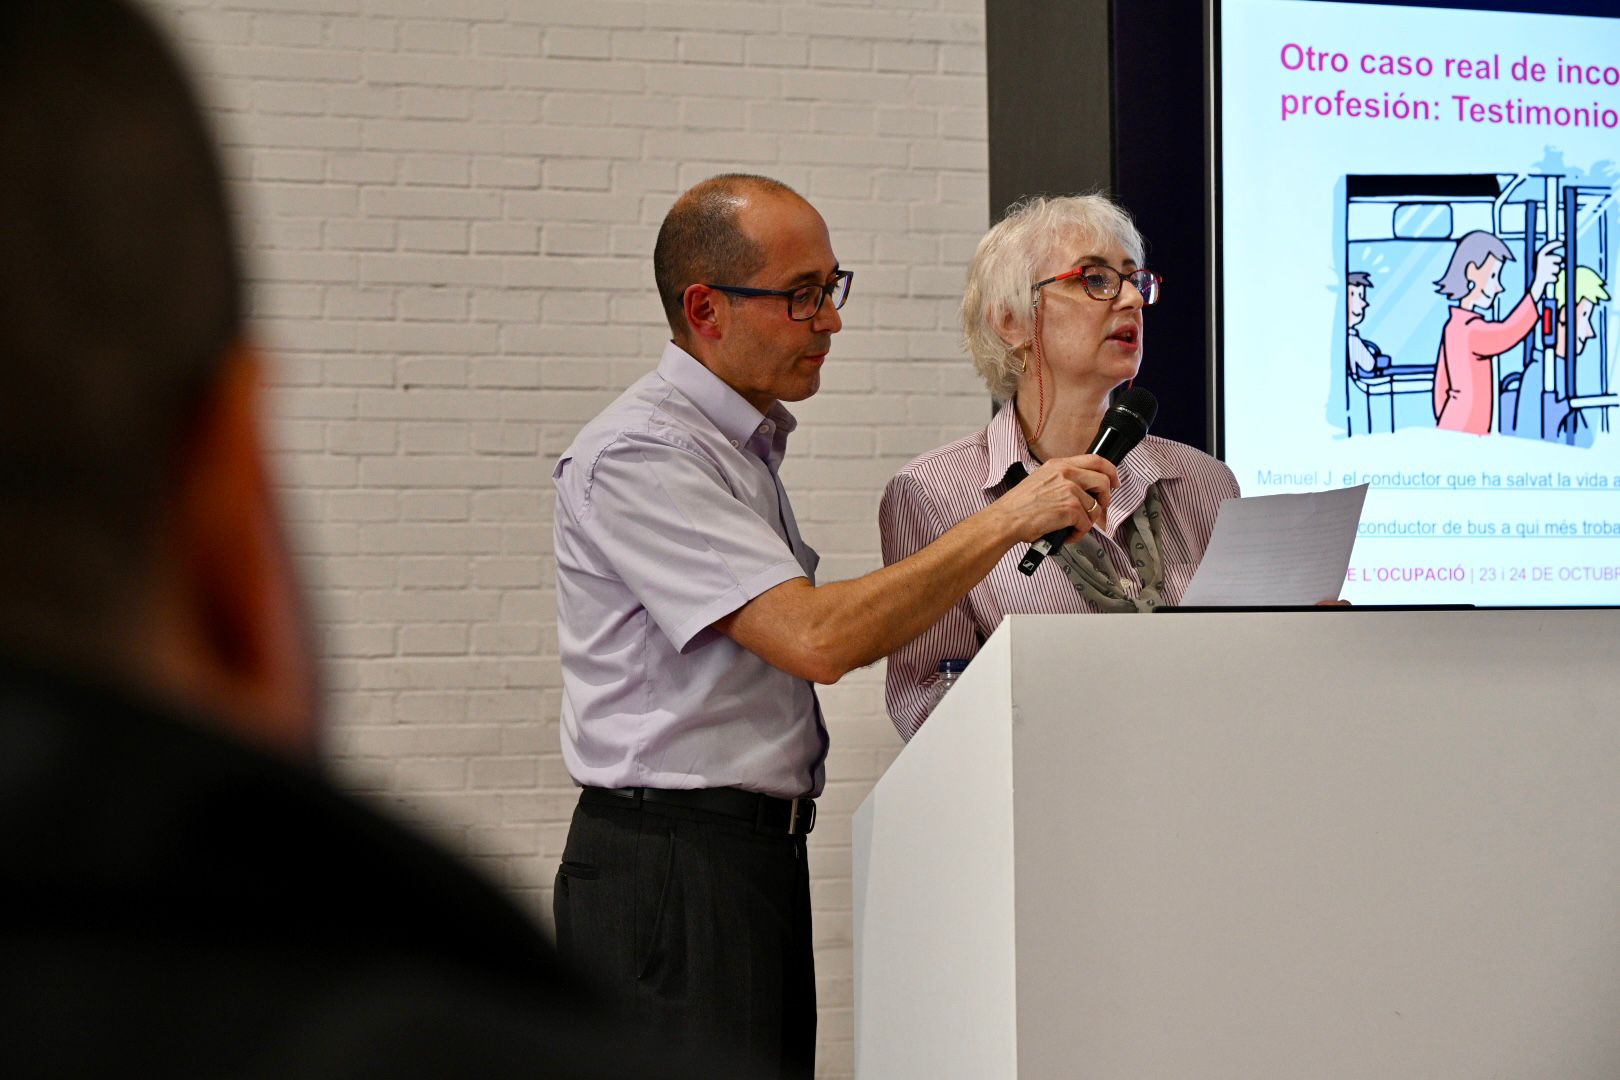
[0,4,698,1076]
[552,174,1114,1076]
[1347,270,1385,374]
[1511,265,1611,438]
[1552,264,1609,362]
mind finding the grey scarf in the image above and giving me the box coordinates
[1003,462,1167,612]
[1050,483,1166,612]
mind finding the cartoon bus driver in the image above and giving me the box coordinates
[1432,230,1562,434]
[1347,270,1384,374]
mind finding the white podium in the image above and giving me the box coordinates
[853,610,1620,1078]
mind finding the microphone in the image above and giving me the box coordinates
[1016,387,1159,576]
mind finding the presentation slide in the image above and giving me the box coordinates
[1218,0,1620,604]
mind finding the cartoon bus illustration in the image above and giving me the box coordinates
[1342,172,1613,445]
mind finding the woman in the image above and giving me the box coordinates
[1431,230,1561,435]
[879,194,1239,741]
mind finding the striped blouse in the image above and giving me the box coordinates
[878,403,1240,741]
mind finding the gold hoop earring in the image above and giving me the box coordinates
[1011,350,1027,375]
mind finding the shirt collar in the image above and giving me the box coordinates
[984,401,1039,491]
[1117,429,1181,492]
[983,394,1186,495]
[657,341,798,450]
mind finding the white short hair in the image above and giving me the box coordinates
[962,194,1146,401]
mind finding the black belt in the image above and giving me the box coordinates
[582,785,816,837]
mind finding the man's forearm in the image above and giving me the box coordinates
[718,504,1021,684]
[715,454,1108,683]
[807,506,1022,679]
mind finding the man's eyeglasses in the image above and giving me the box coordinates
[705,270,854,322]
[1032,265,1162,306]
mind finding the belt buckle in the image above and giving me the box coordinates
[787,796,815,836]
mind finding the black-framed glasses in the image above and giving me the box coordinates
[705,270,854,321]
[1033,265,1162,306]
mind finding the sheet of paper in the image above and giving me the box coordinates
[1179,484,1369,606]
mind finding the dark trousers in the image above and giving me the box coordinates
[554,791,815,1080]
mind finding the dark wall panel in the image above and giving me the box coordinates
[1110,0,1210,451]
[986,0,1113,221]
[985,0,1213,451]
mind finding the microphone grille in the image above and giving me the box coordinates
[1114,386,1159,429]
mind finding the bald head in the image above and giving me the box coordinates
[653,174,802,336]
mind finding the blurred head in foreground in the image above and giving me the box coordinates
[0,5,715,1077]
[0,0,318,754]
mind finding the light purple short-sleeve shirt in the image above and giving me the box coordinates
[552,343,826,798]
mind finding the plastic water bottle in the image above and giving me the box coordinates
[925,658,969,714]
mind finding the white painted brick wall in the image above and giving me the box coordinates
[152,1,988,1073]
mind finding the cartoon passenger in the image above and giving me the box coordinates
[1513,264,1613,436]
[1510,264,1610,437]
[1347,270,1385,373]
[1554,264,1610,361]
[1432,231,1562,434]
